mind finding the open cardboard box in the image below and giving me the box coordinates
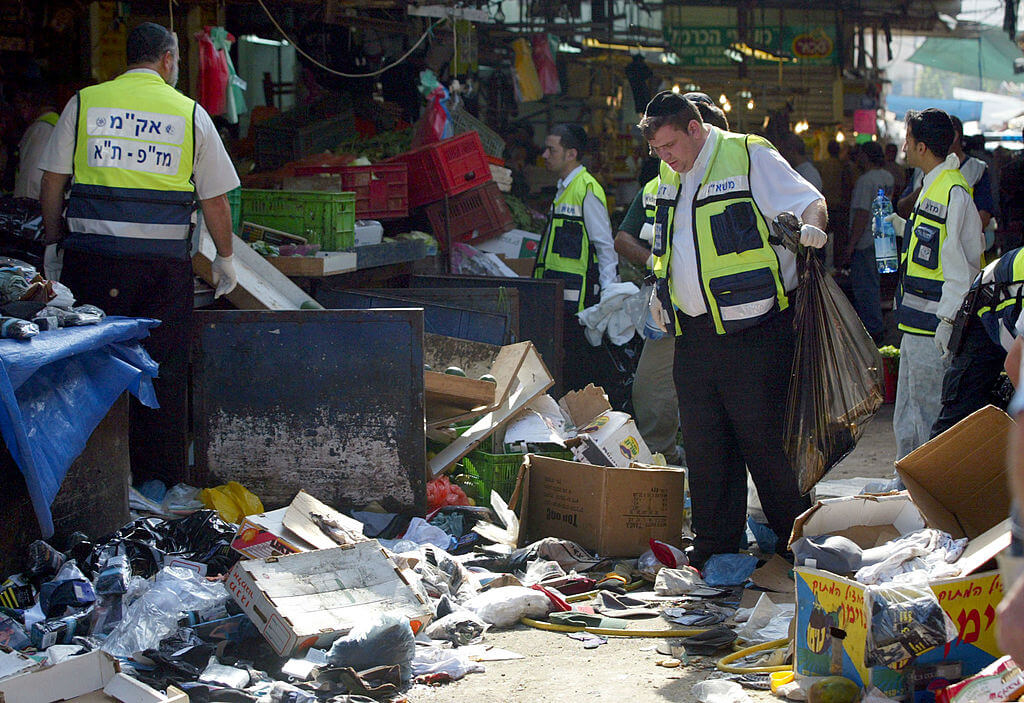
[231,490,368,559]
[792,405,1014,699]
[513,453,685,557]
[0,650,186,703]
[427,336,553,476]
[559,385,653,467]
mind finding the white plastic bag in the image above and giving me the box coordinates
[411,644,485,680]
[463,586,550,628]
[654,567,704,596]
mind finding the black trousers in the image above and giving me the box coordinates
[930,321,1007,438]
[672,307,809,556]
[61,248,194,486]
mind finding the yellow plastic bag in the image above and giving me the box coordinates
[200,481,264,524]
[512,38,542,102]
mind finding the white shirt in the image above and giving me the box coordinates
[14,117,55,199]
[555,165,618,292]
[849,168,895,250]
[913,153,983,321]
[39,69,240,200]
[669,127,825,316]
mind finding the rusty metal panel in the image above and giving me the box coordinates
[192,309,426,515]
[0,395,129,576]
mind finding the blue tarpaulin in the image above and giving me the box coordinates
[0,317,160,537]
[885,95,984,123]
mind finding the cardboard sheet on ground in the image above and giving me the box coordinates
[750,555,797,594]
[194,231,322,310]
[282,489,368,549]
[428,341,553,476]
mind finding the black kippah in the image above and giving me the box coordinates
[645,90,689,117]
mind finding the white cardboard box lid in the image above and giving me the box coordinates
[0,650,116,703]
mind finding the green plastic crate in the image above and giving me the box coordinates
[227,187,241,233]
[239,189,356,251]
[462,449,572,503]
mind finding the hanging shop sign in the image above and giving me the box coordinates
[663,14,836,67]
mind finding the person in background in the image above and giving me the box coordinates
[883,142,907,203]
[817,139,854,269]
[845,141,894,344]
[638,91,827,566]
[996,332,1024,664]
[886,109,983,459]
[533,123,619,396]
[780,132,823,193]
[11,82,61,279]
[898,116,994,238]
[999,128,1024,253]
[614,93,729,465]
[12,82,58,200]
[37,22,239,487]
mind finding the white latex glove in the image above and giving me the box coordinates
[884,212,906,235]
[645,252,655,270]
[934,319,954,361]
[649,289,672,333]
[43,244,63,282]
[211,254,238,299]
[798,223,828,249]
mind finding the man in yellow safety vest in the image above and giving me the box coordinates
[38,22,240,487]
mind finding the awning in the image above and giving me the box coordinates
[884,95,983,123]
[907,26,1024,84]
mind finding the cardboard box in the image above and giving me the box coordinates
[560,385,653,468]
[0,650,185,703]
[475,228,542,259]
[225,541,432,657]
[231,507,316,559]
[895,405,1013,540]
[517,454,685,557]
[264,252,357,277]
[573,410,653,467]
[793,406,1014,699]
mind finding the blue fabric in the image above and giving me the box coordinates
[702,552,758,586]
[0,317,160,537]
[973,168,995,215]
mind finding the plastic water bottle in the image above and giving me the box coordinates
[872,188,898,273]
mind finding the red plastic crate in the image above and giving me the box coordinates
[425,181,514,249]
[386,132,492,208]
[292,162,408,220]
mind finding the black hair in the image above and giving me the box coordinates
[827,140,840,157]
[860,140,885,167]
[550,124,588,157]
[905,108,955,159]
[127,22,176,65]
[949,114,964,140]
[696,102,728,130]
[637,93,702,140]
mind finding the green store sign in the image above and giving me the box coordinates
[663,24,837,67]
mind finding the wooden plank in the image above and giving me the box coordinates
[282,490,367,550]
[265,252,357,277]
[428,342,553,476]
[424,370,495,408]
[193,231,322,310]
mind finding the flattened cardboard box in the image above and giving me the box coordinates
[225,541,432,657]
[517,454,685,557]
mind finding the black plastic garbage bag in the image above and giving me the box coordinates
[774,213,885,494]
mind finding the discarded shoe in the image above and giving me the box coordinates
[681,625,738,655]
